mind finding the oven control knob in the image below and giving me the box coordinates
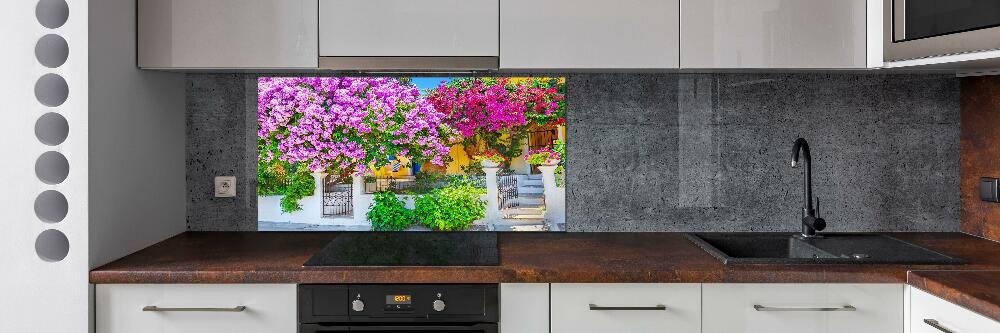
[351,299,365,312]
[432,299,446,312]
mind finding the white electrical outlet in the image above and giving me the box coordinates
[215,176,236,197]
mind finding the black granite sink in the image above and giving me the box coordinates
[686,233,965,265]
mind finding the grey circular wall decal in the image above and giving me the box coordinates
[34,190,68,223]
[35,151,69,184]
[34,73,69,107]
[36,0,69,29]
[35,229,69,262]
[35,112,69,146]
[35,34,69,68]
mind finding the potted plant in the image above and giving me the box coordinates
[473,149,505,168]
[524,146,561,166]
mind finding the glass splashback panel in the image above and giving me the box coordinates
[256,77,566,232]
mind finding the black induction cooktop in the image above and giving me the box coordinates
[303,232,499,266]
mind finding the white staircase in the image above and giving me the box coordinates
[500,174,547,226]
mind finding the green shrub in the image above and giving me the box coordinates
[446,175,485,188]
[413,184,486,231]
[368,191,415,231]
[553,139,566,167]
[402,172,446,195]
[257,160,314,213]
[279,171,315,213]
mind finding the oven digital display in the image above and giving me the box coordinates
[386,295,412,305]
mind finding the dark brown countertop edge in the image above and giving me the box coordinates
[908,270,1000,322]
[90,232,1000,285]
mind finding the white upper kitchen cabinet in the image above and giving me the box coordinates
[319,0,500,57]
[500,0,680,69]
[138,0,319,69]
[681,0,875,69]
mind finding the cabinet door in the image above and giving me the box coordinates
[681,0,867,68]
[910,287,1000,333]
[500,0,680,69]
[96,284,297,333]
[550,283,700,333]
[138,0,318,69]
[702,283,903,333]
[319,0,499,57]
[500,284,548,333]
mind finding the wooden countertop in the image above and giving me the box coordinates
[908,270,1000,322]
[90,232,1000,284]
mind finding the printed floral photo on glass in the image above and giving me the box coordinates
[257,77,567,232]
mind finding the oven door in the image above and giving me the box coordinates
[300,323,499,333]
[885,0,1000,61]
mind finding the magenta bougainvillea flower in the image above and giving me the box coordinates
[425,78,565,138]
[258,77,453,176]
[523,146,561,165]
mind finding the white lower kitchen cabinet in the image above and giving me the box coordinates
[96,284,297,333]
[702,283,903,333]
[909,286,1000,333]
[550,283,701,333]
[500,283,549,333]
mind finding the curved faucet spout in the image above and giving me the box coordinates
[791,138,824,237]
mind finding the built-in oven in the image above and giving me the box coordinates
[299,284,499,333]
[885,0,1000,61]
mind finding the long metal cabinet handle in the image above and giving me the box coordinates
[142,306,247,312]
[753,304,856,312]
[589,304,667,311]
[923,319,956,333]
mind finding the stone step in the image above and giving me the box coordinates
[501,215,546,222]
[504,212,545,218]
[520,179,543,186]
[502,207,545,215]
[516,194,545,205]
[518,186,543,194]
[491,221,548,232]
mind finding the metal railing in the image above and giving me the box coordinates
[364,175,486,194]
[364,176,416,194]
[322,175,352,217]
[497,169,519,210]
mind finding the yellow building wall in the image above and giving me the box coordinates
[371,156,412,178]
[368,123,564,177]
[446,144,473,175]
[370,145,474,177]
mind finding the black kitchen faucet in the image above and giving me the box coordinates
[791,138,826,238]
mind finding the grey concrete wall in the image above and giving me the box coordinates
[186,73,960,232]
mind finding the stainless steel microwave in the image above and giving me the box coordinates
[884,0,1000,62]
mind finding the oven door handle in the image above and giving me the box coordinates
[347,323,497,331]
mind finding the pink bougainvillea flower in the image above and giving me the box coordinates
[258,77,453,176]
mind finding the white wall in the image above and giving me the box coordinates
[1,0,185,331]
[88,0,187,269]
[0,0,89,331]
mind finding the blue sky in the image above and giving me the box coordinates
[410,77,452,94]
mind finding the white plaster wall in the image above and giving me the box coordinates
[88,0,186,269]
[257,195,361,226]
[260,192,492,226]
[0,0,89,331]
